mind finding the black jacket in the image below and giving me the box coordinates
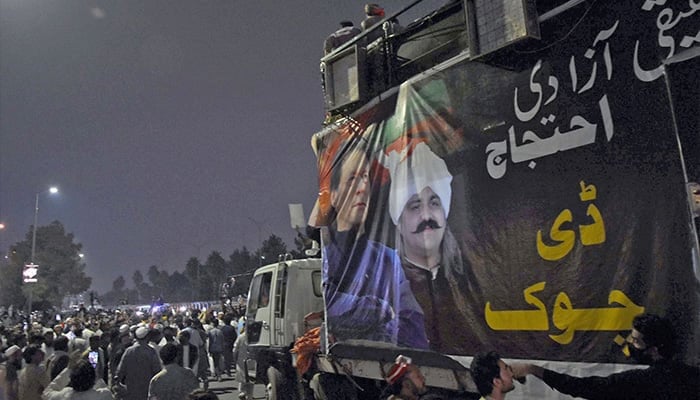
[541,360,700,399]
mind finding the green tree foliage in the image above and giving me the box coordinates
[202,251,226,300]
[167,271,190,298]
[0,221,91,310]
[184,257,202,300]
[146,265,168,299]
[112,275,126,292]
[92,233,299,306]
[132,270,144,303]
[132,269,143,287]
[256,234,288,266]
[228,247,254,297]
[0,256,24,308]
[147,265,160,287]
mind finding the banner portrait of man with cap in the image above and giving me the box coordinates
[385,141,480,354]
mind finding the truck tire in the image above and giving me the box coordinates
[266,366,300,400]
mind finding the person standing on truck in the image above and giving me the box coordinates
[324,21,361,55]
[361,3,384,28]
[361,3,402,44]
[387,142,477,353]
[511,313,700,399]
[324,139,428,348]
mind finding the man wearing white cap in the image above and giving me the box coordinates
[107,324,132,387]
[1,345,22,400]
[114,326,162,400]
[324,138,428,348]
[387,142,474,353]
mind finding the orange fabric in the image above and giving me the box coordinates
[291,327,321,376]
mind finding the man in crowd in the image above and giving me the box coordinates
[114,326,162,400]
[67,322,87,354]
[470,351,516,400]
[148,343,198,400]
[42,359,113,400]
[220,315,236,376]
[182,318,208,385]
[207,319,224,382]
[161,326,178,346]
[511,313,700,399]
[177,330,199,372]
[148,325,164,354]
[82,333,106,385]
[192,319,210,389]
[0,345,22,400]
[324,138,427,347]
[46,336,69,381]
[41,330,55,360]
[108,324,132,386]
[18,346,49,400]
[387,142,475,353]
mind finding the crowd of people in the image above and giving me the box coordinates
[0,305,248,400]
[0,291,697,400]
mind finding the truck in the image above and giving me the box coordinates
[243,1,700,399]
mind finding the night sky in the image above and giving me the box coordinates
[0,0,446,293]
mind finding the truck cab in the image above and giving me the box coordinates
[244,255,324,397]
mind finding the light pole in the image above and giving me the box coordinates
[247,217,266,266]
[26,186,59,317]
[0,222,5,262]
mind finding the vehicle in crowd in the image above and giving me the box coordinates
[242,1,699,399]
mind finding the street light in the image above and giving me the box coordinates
[0,222,6,262]
[26,186,59,316]
[30,186,58,264]
[247,216,266,266]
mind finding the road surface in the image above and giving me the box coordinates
[205,374,267,400]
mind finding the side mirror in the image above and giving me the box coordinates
[305,240,321,257]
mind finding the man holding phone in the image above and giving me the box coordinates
[82,334,105,384]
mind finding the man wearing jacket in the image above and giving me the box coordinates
[511,313,700,399]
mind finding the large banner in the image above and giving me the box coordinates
[310,2,699,363]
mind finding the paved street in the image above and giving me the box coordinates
[205,375,239,399]
[205,374,267,400]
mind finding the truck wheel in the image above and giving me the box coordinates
[266,366,297,400]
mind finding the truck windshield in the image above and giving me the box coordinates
[247,272,272,318]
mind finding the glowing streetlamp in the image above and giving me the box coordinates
[0,222,5,261]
